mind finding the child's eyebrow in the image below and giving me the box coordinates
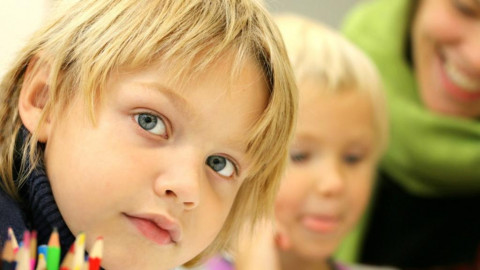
[137,82,195,119]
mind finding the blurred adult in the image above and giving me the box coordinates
[337,0,480,269]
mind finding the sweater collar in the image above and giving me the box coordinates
[16,127,75,258]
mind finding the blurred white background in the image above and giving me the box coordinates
[0,0,359,78]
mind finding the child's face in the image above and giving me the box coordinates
[42,54,268,269]
[275,80,377,260]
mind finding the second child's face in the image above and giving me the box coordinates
[43,54,268,269]
[275,80,377,260]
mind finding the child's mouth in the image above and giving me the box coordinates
[301,214,340,233]
[125,213,181,245]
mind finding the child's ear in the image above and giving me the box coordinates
[18,54,52,143]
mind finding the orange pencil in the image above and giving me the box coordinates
[7,227,19,254]
[1,235,15,270]
[30,231,37,270]
[88,237,103,270]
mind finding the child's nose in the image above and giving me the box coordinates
[314,160,345,197]
[153,156,201,210]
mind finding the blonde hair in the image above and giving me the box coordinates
[0,0,297,265]
[275,14,388,154]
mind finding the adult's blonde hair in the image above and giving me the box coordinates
[275,14,388,154]
[0,0,297,265]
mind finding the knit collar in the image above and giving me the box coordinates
[16,128,75,258]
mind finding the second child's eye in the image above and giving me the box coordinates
[206,155,235,177]
[290,152,310,163]
[134,113,166,136]
[344,154,362,165]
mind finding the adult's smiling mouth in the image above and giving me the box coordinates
[125,213,182,245]
[436,50,480,102]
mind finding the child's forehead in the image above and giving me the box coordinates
[113,48,265,91]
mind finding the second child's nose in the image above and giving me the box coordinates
[315,161,345,197]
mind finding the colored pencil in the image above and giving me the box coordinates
[7,228,18,254]
[30,231,37,270]
[46,228,60,270]
[87,237,103,270]
[35,253,46,270]
[2,229,103,270]
[60,243,75,270]
[1,235,15,270]
[37,245,48,261]
[16,244,30,270]
[15,230,32,270]
[72,233,85,270]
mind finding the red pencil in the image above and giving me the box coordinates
[88,237,103,270]
[60,242,75,270]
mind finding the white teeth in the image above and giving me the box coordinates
[444,61,480,92]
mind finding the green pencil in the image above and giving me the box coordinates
[46,228,61,270]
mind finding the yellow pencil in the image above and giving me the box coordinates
[72,232,86,270]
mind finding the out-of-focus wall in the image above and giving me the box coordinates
[0,0,359,78]
[0,0,49,78]
[266,0,359,28]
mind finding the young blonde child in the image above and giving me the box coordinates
[201,14,391,270]
[0,1,298,269]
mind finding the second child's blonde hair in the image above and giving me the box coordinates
[0,0,298,265]
[275,14,388,154]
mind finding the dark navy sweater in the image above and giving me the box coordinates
[0,136,75,259]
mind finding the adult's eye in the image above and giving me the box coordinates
[134,113,166,136]
[453,0,479,18]
[206,155,235,177]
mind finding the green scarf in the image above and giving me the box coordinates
[343,0,480,196]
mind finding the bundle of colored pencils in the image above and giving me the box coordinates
[1,227,103,270]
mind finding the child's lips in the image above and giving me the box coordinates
[301,214,340,233]
[125,213,182,245]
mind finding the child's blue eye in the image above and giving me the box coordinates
[206,155,235,177]
[134,113,166,136]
